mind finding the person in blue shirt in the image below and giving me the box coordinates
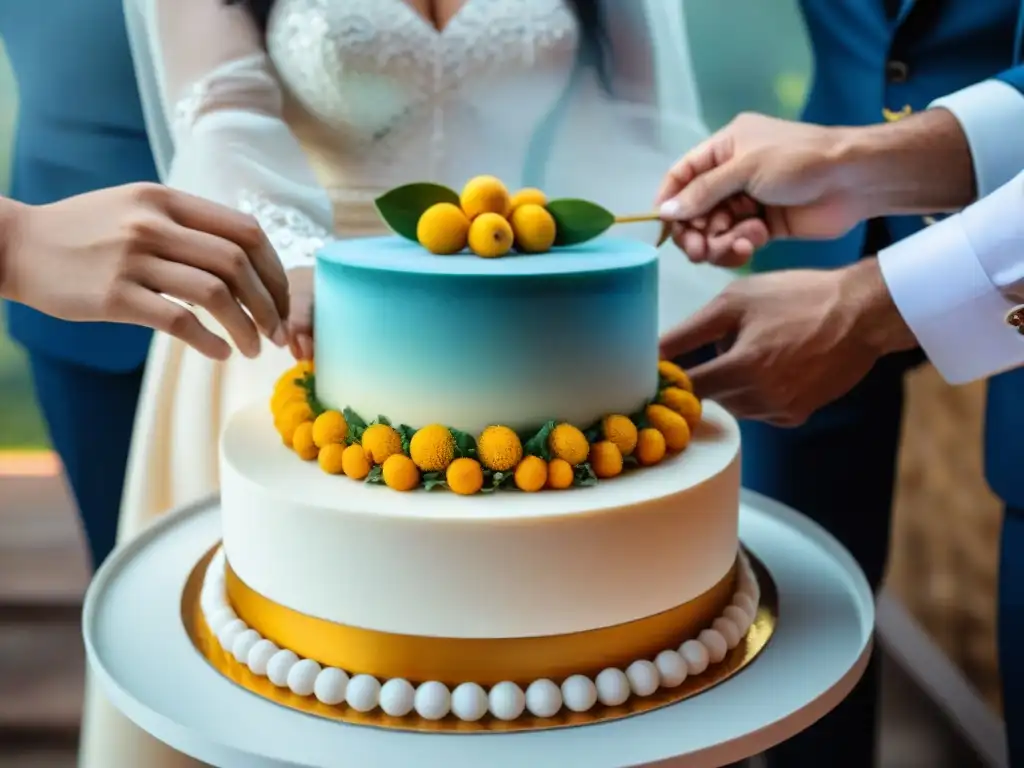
[660,2,1024,766]
[0,1,160,570]
[0,1,285,569]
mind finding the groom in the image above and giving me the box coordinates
[669,2,1024,767]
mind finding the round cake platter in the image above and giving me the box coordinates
[83,489,874,768]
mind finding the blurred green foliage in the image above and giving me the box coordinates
[0,4,811,448]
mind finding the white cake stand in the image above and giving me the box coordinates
[83,489,874,768]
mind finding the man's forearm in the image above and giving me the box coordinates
[833,109,976,218]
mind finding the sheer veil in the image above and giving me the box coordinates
[122,0,736,326]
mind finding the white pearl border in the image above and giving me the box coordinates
[200,548,761,722]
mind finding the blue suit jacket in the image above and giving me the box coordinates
[750,0,1024,508]
[0,0,157,372]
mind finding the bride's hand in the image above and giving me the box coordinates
[0,183,291,360]
[284,266,314,361]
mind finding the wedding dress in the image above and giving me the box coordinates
[79,1,724,765]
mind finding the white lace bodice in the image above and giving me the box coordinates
[126,0,709,271]
[267,0,578,231]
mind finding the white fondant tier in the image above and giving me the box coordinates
[200,547,762,723]
[220,400,741,638]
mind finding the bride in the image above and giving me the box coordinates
[80,0,719,765]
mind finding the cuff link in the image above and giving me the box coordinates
[1007,306,1024,336]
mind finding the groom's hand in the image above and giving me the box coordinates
[659,259,916,426]
[655,109,975,268]
[654,113,869,267]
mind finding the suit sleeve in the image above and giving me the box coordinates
[930,66,1024,198]
[877,171,1024,384]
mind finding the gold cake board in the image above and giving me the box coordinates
[183,545,778,733]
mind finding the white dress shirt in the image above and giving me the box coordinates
[877,81,1024,385]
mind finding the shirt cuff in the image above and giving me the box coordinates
[878,214,1024,385]
[931,80,1024,198]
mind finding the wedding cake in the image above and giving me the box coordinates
[204,177,756,726]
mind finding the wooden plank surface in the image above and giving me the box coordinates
[0,618,83,730]
[0,473,89,605]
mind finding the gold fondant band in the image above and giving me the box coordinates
[225,561,737,687]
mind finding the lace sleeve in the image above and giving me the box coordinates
[124,0,333,269]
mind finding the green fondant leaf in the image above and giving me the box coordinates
[297,373,326,417]
[365,465,384,485]
[372,415,391,427]
[573,462,599,488]
[449,428,477,459]
[374,182,461,242]
[629,404,651,430]
[343,407,367,444]
[481,469,515,494]
[343,407,367,430]
[546,199,615,246]
[658,375,674,391]
[583,421,603,445]
[397,424,416,455]
[523,420,557,461]
[422,471,448,492]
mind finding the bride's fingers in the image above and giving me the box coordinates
[670,224,701,261]
[157,222,284,346]
[114,284,232,361]
[133,257,262,358]
[284,266,314,361]
[705,219,771,267]
[706,207,735,236]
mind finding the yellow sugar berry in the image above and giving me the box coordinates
[383,454,421,492]
[468,212,513,258]
[276,401,314,445]
[509,187,547,211]
[417,202,470,255]
[548,423,590,466]
[275,360,312,389]
[589,440,624,479]
[602,414,638,456]
[658,360,694,393]
[270,385,306,416]
[446,457,484,495]
[312,410,348,448]
[659,387,703,428]
[341,444,372,480]
[362,423,404,465]
[510,204,556,253]
[635,428,667,466]
[646,404,691,452]
[546,458,575,490]
[291,421,319,461]
[477,425,523,472]
[460,175,511,220]
[318,442,347,475]
[409,424,456,472]
[514,455,548,493]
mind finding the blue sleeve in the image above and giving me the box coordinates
[930,70,1024,198]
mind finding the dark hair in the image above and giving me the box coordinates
[225,0,606,69]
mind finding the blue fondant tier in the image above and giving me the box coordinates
[314,237,658,435]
